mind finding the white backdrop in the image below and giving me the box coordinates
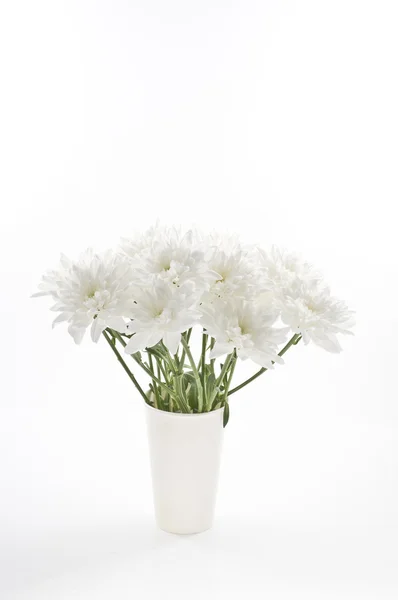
[1,1,397,598]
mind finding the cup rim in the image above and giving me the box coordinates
[144,400,224,418]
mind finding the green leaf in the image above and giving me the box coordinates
[146,347,163,361]
[183,371,198,411]
[223,401,230,428]
[205,373,216,397]
[174,374,192,413]
[148,342,169,359]
[205,364,213,377]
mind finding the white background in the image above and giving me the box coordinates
[1,0,398,598]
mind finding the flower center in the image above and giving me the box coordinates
[83,288,111,312]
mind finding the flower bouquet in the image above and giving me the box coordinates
[34,225,354,533]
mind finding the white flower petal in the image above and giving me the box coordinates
[146,331,164,348]
[210,342,232,359]
[124,331,162,354]
[52,313,70,328]
[106,317,128,334]
[91,318,105,343]
[34,249,135,340]
[310,332,342,353]
[163,331,181,355]
[68,324,86,344]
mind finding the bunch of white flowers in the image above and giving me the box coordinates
[34,225,354,425]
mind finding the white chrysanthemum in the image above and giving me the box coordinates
[279,283,355,352]
[121,223,183,257]
[258,245,355,351]
[121,225,219,290]
[198,231,267,303]
[124,281,201,355]
[202,247,262,302]
[258,245,321,294]
[33,249,134,343]
[34,226,354,365]
[200,298,288,368]
[205,230,243,255]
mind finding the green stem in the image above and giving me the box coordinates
[180,336,204,412]
[148,353,160,409]
[201,331,208,406]
[102,330,148,403]
[216,353,234,387]
[228,334,302,397]
[155,355,169,384]
[179,328,192,371]
[160,341,180,376]
[212,352,237,410]
[225,353,237,396]
[209,337,216,375]
[208,353,234,409]
[108,329,180,402]
[132,354,177,399]
[174,375,191,413]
